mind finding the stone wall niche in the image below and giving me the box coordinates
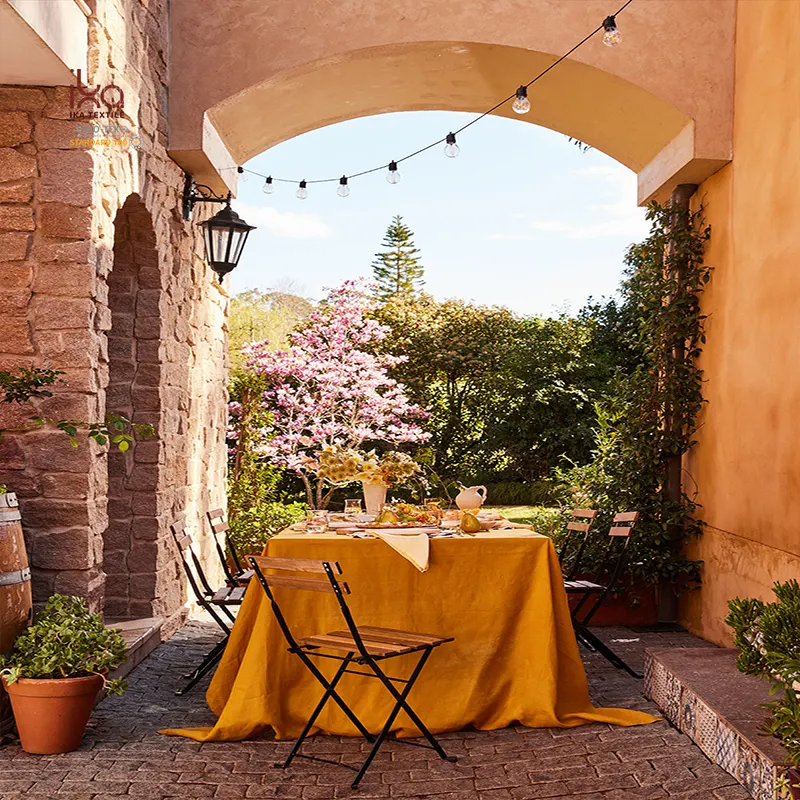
[103,194,164,620]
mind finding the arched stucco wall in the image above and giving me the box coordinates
[168,0,735,201]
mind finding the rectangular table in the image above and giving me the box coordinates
[164,529,655,742]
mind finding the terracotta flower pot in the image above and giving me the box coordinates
[1,673,104,754]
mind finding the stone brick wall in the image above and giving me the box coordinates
[0,0,228,632]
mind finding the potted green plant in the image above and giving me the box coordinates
[0,594,128,754]
[727,581,800,799]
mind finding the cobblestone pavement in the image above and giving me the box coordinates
[0,621,749,800]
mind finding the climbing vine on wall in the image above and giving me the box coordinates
[556,201,712,585]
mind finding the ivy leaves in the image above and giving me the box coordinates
[1,368,153,452]
[555,202,712,585]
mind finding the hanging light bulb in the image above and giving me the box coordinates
[296,180,308,200]
[337,176,350,198]
[444,132,460,158]
[262,176,274,194]
[386,161,401,184]
[237,165,248,182]
[512,86,531,115]
[602,15,622,47]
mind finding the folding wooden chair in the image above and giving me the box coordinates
[564,511,642,679]
[248,555,456,788]
[170,518,247,695]
[206,507,253,586]
[557,508,599,579]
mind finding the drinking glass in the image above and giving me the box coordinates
[305,510,328,533]
[424,499,443,525]
[344,499,362,518]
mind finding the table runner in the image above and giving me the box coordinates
[162,529,656,741]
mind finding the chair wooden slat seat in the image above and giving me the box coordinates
[564,579,603,592]
[211,585,247,604]
[299,627,452,658]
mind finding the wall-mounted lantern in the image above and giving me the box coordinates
[182,175,256,282]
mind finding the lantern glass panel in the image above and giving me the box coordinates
[213,225,231,263]
[230,229,248,265]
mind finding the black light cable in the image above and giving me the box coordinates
[230,0,634,194]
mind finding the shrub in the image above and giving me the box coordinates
[228,500,306,558]
[726,580,800,767]
[0,595,128,696]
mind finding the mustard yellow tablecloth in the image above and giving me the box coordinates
[162,530,656,741]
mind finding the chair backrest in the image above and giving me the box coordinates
[575,511,640,625]
[598,511,640,585]
[171,518,215,602]
[171,518,236,630]
[207,507,243,583]
[558,508,598,579]
[249,555,367,654]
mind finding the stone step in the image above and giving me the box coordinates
[105,616,163,681]
[644,647,791,800]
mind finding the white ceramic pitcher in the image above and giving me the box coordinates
[455,485,487,511]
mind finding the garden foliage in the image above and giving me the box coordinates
[554,202,711,584]
[0,595,128,696]
[727,581,800,767]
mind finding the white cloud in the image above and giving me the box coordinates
[490,162,648,242]
[530,220,572,233]
[236,202,333,239]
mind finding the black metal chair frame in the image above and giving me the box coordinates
[557,508,599,580]
[207,507,252,586]
[565,512,642,679]
[170,519,245,695]
[248,555,456,788]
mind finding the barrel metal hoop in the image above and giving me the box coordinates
[0,568,31,587]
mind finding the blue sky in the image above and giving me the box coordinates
[231,111,649,316]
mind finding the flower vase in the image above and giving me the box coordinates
[361,482,387,516]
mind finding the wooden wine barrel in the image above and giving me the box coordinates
[0,492,32,737]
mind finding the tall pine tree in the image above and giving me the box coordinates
[371,215,425,301]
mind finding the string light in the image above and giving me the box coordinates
[444,132,460,158]
[231,2,632,195]
[602,15,622,47]
[512,86,531,115]
[262,176,274,194]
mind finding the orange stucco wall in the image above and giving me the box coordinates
[680,0,800,645]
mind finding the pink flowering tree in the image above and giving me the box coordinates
[242,281,430,508]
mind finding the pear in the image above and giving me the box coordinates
[460,511,482,534]
[376,508,399,524]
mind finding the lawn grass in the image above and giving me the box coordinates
[486,505,563,537]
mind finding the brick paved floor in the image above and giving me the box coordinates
[0,621,750,800]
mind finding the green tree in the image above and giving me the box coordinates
[371,215,425,301]
[228,289,313,374]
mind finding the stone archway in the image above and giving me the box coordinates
[103,195,165,619]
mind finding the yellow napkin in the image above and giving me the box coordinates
[375,531,430,572]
